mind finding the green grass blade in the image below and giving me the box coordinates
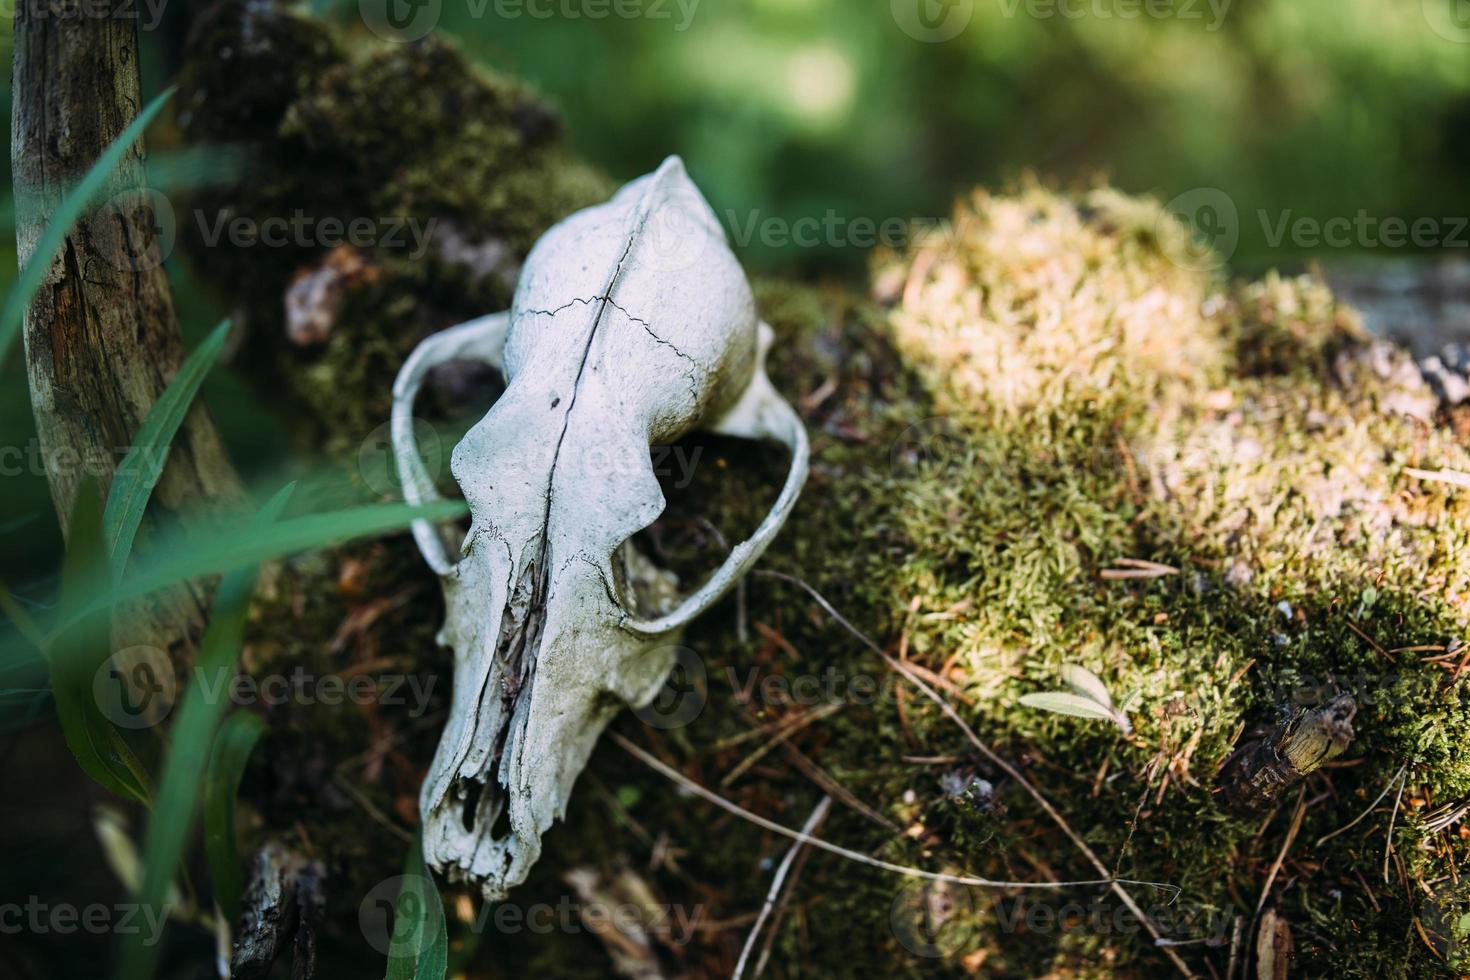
[116,484,293,980]
[50,497,466,646]
[385,833,448,980]
[48,478,151,804]
[0,580,49,652]
[204,710,265,928]
[0,87,175,371]
[103,319,232,581]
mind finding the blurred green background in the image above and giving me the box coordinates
[2,0,1469,567]
[424,0,1470,273]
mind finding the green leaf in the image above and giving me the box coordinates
[204,711,265,927]
[116,485,294,980]
[0,88,175,372]
[385,834,448,980]
[47,478,152,805]
[1059,663,1114,711]
[1019,691,1124,725]
[49,497,466,647]
[103,319,232,581]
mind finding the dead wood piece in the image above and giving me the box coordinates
[1218,695,1356,812]
[232,842,326,980]
[563,867,672,980]
[1254,907,1293,980]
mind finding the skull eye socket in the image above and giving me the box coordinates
[611,430,789,620]
[394,354,508,562]
[418,358,507,500]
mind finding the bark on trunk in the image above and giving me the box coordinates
[10,3,241,667]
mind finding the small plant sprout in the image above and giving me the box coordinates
[1019,664,1133,735]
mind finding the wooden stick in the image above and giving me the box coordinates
[733,796,831,980]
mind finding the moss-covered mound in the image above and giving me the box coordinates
[187,16,1470,974]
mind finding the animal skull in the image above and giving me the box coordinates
[391,157,809,899]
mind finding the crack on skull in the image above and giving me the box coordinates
[522,294,703,406]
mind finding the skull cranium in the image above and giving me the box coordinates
[391,157,808,899]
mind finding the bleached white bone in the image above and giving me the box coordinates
[391,156,809,899]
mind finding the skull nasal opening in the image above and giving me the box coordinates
[459,777,484,833]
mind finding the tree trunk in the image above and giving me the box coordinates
[11,3,241,669]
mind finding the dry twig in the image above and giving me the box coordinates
[733,796,831,980]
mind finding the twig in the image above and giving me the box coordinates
[733,796,831,980]
[1403,466,1470,489]
[1254,788,1307,921]
[1101,558,1180,580]
[1424,794,1470,834]
[1225,915,1243,980]
[613,733,1158,893]
[1241,789,1307,980]
[1383,774,1406,884]
[1343,618,1393,661]
[752,829,819,975]
[331,773,413,844]
[777,741,899,832]
[751,570,1193,977]
[723,703,843,787]
[1314,764,1406,848]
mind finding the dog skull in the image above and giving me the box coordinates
[391,157,809,899]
